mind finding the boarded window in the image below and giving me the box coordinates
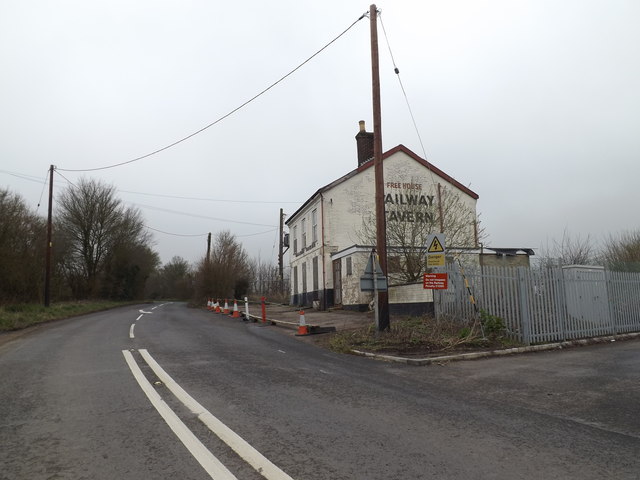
[312,208,318,244]
[312,256,319,291]
[301,218,307,249]
[302,262,307,293]
[346,256,352,276]
[293,266,298,295]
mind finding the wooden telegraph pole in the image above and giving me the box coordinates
[278,208,284,291]
[44,165,54,307]
[370,4,390,330]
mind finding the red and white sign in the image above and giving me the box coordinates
[423,273,448,290]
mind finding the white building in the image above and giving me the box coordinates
[285,122,480,314]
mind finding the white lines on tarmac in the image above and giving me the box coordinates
[129,324,135,339]
[122,350,237,480]
[123,349,295,480]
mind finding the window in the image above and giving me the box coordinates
[302,262,307,293]
[312,208,318,244]
[301,218,307,250]
[293,226,298,254]
[346,256,352,276]
[312,256,319,291]
[293,266,298,295]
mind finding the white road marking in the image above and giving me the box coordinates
[122,350,238,480]
[278,350,286,354]
[139,309,153,314]
[139,349,295,480]
[129,324,135,339]
[136,314,143,321]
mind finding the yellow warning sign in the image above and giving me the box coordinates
[427,254,445,267]
[428,236,445,253]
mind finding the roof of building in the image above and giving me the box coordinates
[285,144,479,225]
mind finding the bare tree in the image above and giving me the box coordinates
[600,230,640,272]
[359,182,482,282]
[247,257,289,302]
[146,256,193,300]
[193,231,250,301]
[56,178,154,298]
[537,230,596,268]
[0,188,46,303]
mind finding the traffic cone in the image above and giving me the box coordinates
[232,300,240,318]
[296,310,309,335]
[207,298,212,310]
[223,299,230,315]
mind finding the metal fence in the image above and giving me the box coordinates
[434,265,640,344]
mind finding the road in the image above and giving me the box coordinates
[1,302,639,479]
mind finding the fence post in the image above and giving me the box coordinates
[261,296,267,324]
[517,267,532,345]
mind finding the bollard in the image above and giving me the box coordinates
[261,296,267,324]
[244,296,250,321]
[297,310,309,335]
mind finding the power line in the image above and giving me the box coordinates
[57,12,367,174]
[379,13,430,164]
[379,12,440,194]
[144,225,209,237]
[118,189,301,204]
[0,169,45,183]
[130,201,277,227]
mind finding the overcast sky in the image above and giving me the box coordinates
[2,0,639,267]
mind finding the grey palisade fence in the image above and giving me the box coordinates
[435,264,640,344]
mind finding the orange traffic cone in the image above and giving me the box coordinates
[214,300,221,313]
[296,310,309,335]
[232,300,240,318]
[223,299,230,315]
[207,298,212,310]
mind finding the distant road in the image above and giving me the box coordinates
[1,302,639,479]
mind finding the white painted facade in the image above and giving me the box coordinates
[286,143,479,312]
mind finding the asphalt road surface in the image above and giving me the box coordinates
[1,302,639,479]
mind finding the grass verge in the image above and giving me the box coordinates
[0,301,141,332]
[327,315,521,357]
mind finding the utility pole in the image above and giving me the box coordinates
[278,208,284,293]
[370,4,390,331]
[44,165,54,307]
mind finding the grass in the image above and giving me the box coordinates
[0,301,141,332]
[327,314,521,356]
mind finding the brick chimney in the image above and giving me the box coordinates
[355,120,374,167]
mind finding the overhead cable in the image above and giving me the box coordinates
[57,12,367,173]
[130,201,277,228]
[118,189,301,204]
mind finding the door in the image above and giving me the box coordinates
[333,259,342,305]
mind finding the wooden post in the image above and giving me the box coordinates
[370,4,390,331]
[44,165,54,307]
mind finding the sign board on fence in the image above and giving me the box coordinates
[425,233,446,267]
[427,254,445,267]
[423,273,448,290]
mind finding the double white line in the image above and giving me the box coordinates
[123,349,295,480]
